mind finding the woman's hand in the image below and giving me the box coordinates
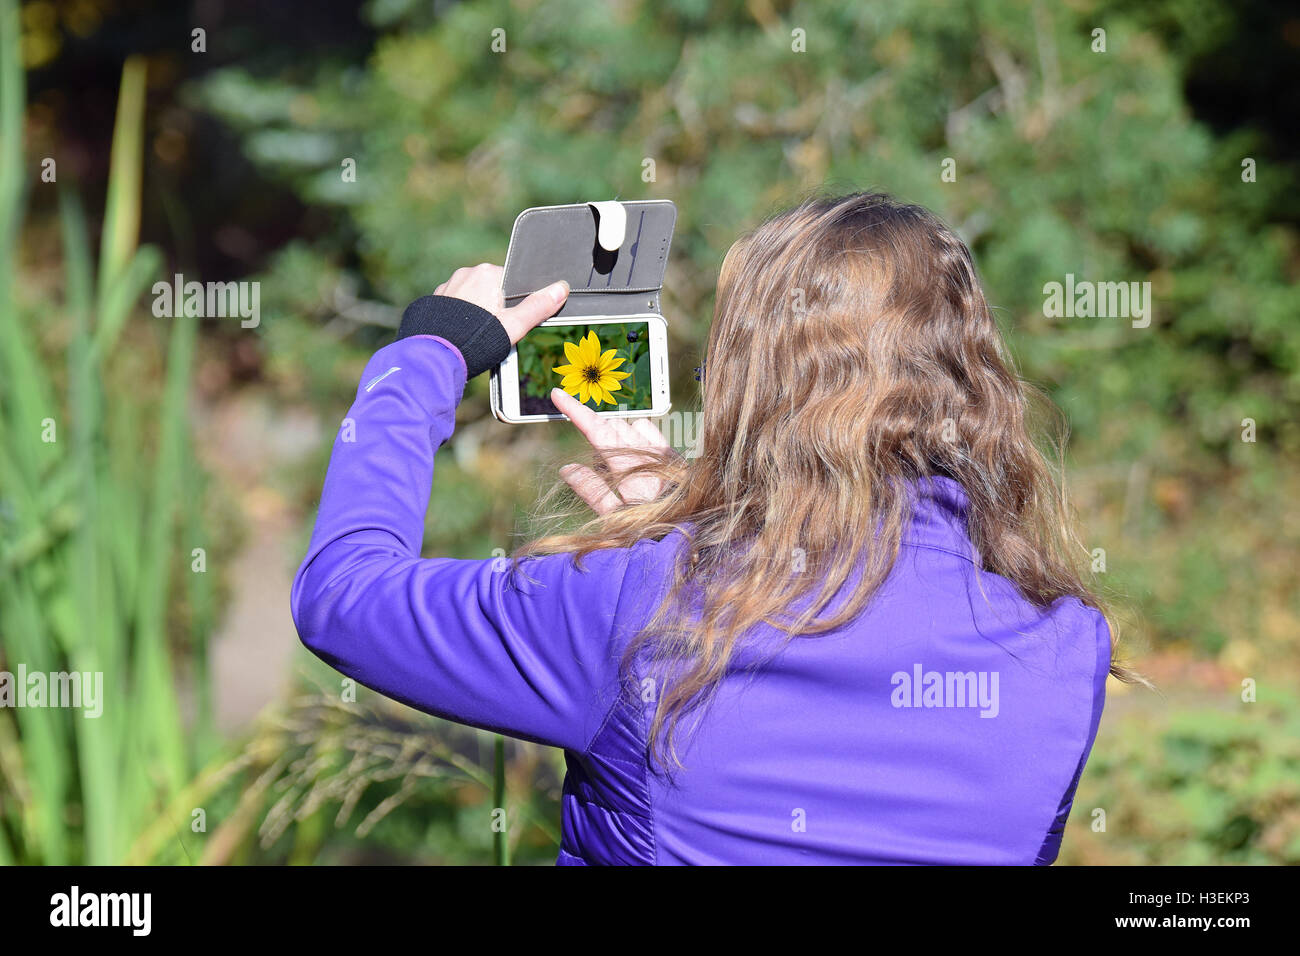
[550,388,678,515]
[438,263,675,516]
[435,263,569,345]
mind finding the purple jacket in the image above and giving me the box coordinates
[291,320,1109,865]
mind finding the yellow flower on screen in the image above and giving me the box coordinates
[552,330,631,406]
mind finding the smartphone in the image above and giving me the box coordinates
[491,199,676,423]
[493,314,671,422]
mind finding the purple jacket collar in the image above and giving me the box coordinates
[903,475,981,565]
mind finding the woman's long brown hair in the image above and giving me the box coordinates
[517,191,1144,769]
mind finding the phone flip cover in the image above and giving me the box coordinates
[501,200,677,319]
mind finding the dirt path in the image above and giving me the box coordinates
[192,386,323,733]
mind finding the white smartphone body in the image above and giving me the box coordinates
[493,313,671,423]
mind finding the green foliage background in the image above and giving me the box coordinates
[201,0,1300,655]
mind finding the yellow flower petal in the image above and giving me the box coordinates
[563,340,581,364]
[604,369,631,381]
[552,362,575,376]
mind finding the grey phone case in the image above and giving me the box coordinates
[490,199,677,421]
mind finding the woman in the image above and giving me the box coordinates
[291,191,1135,865]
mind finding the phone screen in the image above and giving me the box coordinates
[514,321,654,414]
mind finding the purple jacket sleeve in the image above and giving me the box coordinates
[290,334,637,752]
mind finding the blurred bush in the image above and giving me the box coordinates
[158,676,566,866]
[1061,692,1300,865]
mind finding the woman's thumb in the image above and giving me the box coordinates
[500,280,569,343]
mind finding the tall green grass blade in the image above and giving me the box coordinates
[0,705,21,863]
[183,442,217,758]
[97,55,146,315]
[92,54,195,837]
[59,189,94,321]
[131,304,197,803]
[91,245,164,362]
[59,184,121,864]
[0,577,72,863]
[493,735,509,866]
[0,0,23,277]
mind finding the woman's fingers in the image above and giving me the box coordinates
[560,457,658,512]
[553,388,659,454]
[437,263,504,314]
[551,388,670,510]
[605,415,636,450]
[601,418,656,499]
[432,264,568,344]
[559,464,622,516]
[552,390,640,468]
[631,415,674,452]
[498,280,569,344]
[550,387,613,447]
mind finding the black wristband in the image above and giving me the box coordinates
[396,294,512,379]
